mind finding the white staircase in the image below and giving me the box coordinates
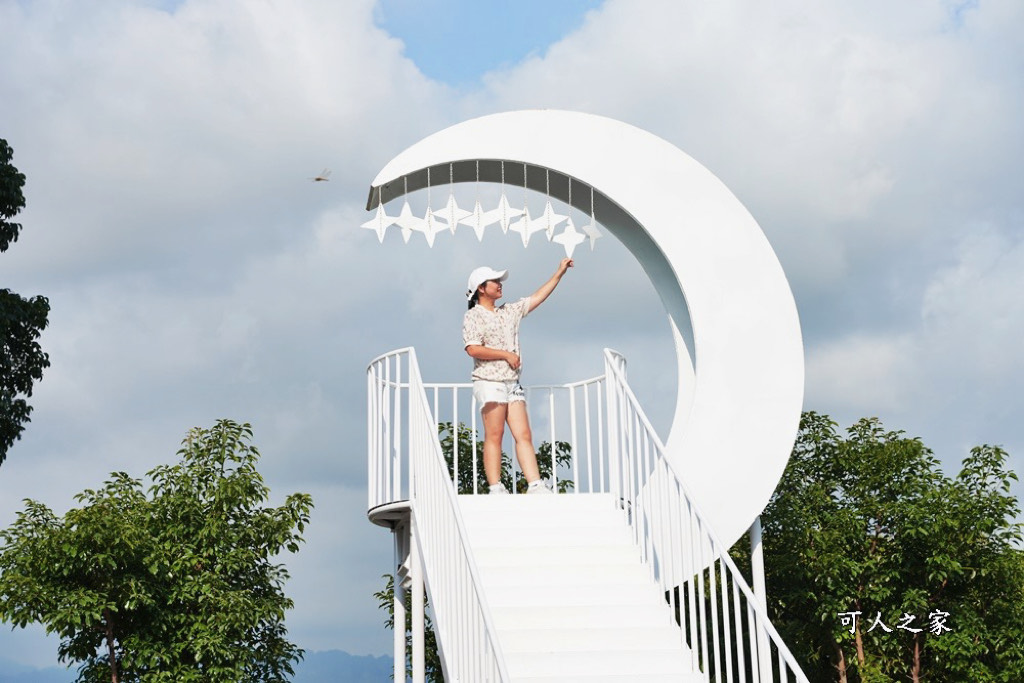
[459,493,703,683]
[367,347,810,682]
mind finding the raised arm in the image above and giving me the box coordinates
[528,258,573,314]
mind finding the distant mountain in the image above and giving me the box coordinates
[0,661,72,683]
[295,650,394,682]
[0,651,394,683]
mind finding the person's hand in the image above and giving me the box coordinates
[505,352,521,370]
[557,257,574,275]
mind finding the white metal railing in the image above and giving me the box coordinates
[425,374,608,495]
[367,346,809,683]
[367,348,510,682]
[370,357,609,503]
[603,348,809,683]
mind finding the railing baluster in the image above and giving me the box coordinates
[596,381,606,494]
[452,388,459,492]
[396,357,404,501]
[548,387,557,491]
[471,394,479,495]
[569,386,579,494]
[748,601,762,683]
[583,384,593,493]
[708,547,723,682]
[685,499,700,674]
[732,567,747,683]
[721,552,735,683]
[695,515,710,682]
[433,386,439,439]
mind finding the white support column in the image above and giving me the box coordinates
[411,518,425,683]
[750,516,773,680]
[393,524,408,683]
[750,516,766,606]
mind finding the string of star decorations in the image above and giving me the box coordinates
[360,161,602,258]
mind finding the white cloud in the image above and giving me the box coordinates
[805,333,916,414]
[921,224,1024,380]
[2,0,1023,668]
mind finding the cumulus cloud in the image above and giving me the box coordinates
[1,0,1022,668]
[469,0,1023,456]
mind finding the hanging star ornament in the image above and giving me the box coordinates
[580,220,602,250]
[432,194,472,235]
[507,207,535,247]
[360,204,395,243]
[459,200,493,241]
[553,217,587,258]
[412,206,448,247]
[392,201,424,244]
[531,200,568,239]
[495,193,525,233]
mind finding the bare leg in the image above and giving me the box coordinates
[506,401,541,483]
[481,402,507,485]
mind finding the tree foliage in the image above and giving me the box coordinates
[0,420,314,683]
[0,138,26,251]
[1,137,50,465]
[755,412,1024,683]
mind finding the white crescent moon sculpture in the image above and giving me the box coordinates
[367,110,804,547]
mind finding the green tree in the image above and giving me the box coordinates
[1,137,50,465]
[0,419,314,683]
[753,412,1024,683]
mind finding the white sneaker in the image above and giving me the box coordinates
[488,485,510,495]
[526,481,554,495]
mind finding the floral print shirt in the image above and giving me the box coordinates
[462,297,531,381]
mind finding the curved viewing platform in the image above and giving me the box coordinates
[367,346,620,517]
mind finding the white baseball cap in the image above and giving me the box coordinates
[466,266,508,300]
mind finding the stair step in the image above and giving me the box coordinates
[466,526,633,548]
[505,649,692,678]
[500,625,684,653]
[459,496,621,519]
[445,491,700,680]
[485,580,666,609]
[490,602,673,630]
[513,676,702,683]
[458,492,618,510]
[478,560,651,587]
[472,543,640,569]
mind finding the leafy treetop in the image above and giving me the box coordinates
[0,419,314,683]
[1,137,50,465]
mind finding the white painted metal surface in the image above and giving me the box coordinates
[460,493,703,682]
[366,109,804,546]
[367,348,510,682]
[601,349,809,683]
[367,347,810,682]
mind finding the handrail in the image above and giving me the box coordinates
[368,348,510,682]
[603,348,809,683]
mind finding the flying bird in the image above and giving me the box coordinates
[311,169,331,182]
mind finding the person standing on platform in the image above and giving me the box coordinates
[462,259,574,494]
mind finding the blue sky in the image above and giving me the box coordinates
[374,0,604,86]
[1,0,1023,670]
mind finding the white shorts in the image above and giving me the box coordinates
[472,380,525,406]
